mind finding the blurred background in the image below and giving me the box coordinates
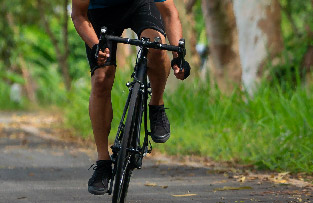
[0,0,312,173]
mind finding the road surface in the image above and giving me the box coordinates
[0,112,312,203]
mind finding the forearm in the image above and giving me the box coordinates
[72,15,98,48]
[162,10,182,58]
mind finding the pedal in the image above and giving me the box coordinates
[110,154,117,164]
[148,140,153,154]
[134,154,143,169]
[108,167,115,195]
[108,178,113,195]
[107,188,112,195]
[107,175,113,195]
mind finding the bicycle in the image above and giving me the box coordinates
[96,26,186,203]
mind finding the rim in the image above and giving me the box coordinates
[116,155,131,202]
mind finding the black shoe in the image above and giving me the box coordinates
[149,105,170,143]
[88,160,112,195]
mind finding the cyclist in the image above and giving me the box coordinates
[71,0,190,195]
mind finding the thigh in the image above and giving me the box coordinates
[140,29,170,69]
[86,8,125,75]
[129,0,166,38]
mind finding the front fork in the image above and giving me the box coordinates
[108,46,152,195]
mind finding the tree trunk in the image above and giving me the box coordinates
[302,46,313,71]
[202,0,241,92]
[234,0,283,94]
[62,0,71,90]
[37,0,71,91]
[185,0,197,14]
[301,26,313,84]
[302,0,313,83]
[19,55,37,103]
[6,13,37,103]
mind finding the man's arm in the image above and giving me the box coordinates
[156,0,182,58]
[156,0,186,80]
[71,0,109,65]
[71,0,98,48]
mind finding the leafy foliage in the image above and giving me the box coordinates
[271,0,313,84]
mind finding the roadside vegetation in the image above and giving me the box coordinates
[64,68,313,173]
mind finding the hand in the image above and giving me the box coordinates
[91,44,110,67]
[172,64,185,80]
[97,48,110,66]
[171,58,191,80]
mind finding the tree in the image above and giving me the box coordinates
[300,0,313,81]
[201,0,241,92]
[1,0,72,99]
[234,0,283,93]
[36,0,72,90]
[0,1,37,102]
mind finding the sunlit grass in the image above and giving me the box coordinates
[160,78,313,172]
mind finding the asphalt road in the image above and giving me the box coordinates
[0,113,312,203]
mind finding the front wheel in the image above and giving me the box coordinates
[112,151,132,203]
[112,82,143,203]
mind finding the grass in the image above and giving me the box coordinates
[161,79,313,172]
[64,70,313,173]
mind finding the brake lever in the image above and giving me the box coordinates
[178,39,186,71]
[95,26,109,59]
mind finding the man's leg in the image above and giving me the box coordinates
[140,29,171,105]
[88,66,116,195]
[89,66,116,160]
[140,29,171,143]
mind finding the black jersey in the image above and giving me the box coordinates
[88,0,166,9]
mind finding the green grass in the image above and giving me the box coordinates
[64,70,313,173]
[160,79,313,172]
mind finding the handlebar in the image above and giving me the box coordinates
[96,26,186,70]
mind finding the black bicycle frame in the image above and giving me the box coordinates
[109,42,151,195]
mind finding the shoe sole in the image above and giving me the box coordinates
[151,133,170,143]
[88,186,107,195]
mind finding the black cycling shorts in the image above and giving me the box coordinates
[86,0,166,75]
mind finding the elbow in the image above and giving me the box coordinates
[71,14,87,28]
[171,9,180,20]
[163,9,180,22]
[71,11,85,23]
[71,12,78,22]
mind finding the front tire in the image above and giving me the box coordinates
[112,60,147,203]
[112,83,143,203]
